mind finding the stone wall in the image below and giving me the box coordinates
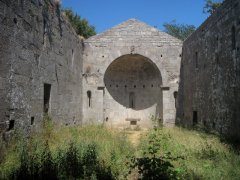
[83,19,182,129]
[0,0,83,139]
[103,54,163,128]
[177,0,240,139]
[2,0,238,141]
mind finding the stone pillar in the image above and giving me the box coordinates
[162,87,175,126]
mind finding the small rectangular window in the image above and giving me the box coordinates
[129,92,135,109]
[7,120,15,131]
[31,117,35,125]
[44,83,51,113]
[173,91,178,108]
[87,91,92,108]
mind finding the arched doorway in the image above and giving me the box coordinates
[103,54,163,128]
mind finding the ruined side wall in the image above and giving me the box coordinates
[0,0,83,138]
[177,0,240,139]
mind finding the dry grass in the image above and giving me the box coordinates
[138,127,240,179]
[0,124,134,179]
[124,130,147,146]
[1,123,240,180]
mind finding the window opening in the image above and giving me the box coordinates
[8,120,15,131]
[87,90,92,108]
[44,83,51,113]
[129,92,135,109]
[31,117,35,125]
[173,91,178,108]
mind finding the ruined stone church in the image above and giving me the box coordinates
[0,0,239,140]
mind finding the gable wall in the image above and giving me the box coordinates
[83,20,182,128]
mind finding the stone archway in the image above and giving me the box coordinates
[103,54,163,128]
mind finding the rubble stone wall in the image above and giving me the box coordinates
[0,0,83,139]
[177,0,240,139]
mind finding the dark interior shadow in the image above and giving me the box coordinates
[104,54,162,111]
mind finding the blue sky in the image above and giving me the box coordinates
[62,0,210,33]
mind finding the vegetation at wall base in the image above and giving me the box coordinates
[0,117,240,179]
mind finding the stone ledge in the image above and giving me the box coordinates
[125,118,140,121]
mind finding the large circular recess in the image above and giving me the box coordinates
[104,54,162,110]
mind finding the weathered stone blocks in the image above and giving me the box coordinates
[177,0,240,140]
[83,19,182,129]
[0,0,83,137]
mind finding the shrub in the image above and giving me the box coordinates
[61,141,83,178]
[63,9,96,39]
[129,129,181,179]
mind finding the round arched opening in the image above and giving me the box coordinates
[104,54,162,111]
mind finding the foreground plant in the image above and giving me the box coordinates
[0,119,133,179]
[128,130,182,179]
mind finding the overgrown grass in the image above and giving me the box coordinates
[138,127,240,179]
[1,119,240,180]
[0,118,133,179]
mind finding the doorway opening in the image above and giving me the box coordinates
[193,111,198,125]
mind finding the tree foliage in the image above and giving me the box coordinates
[203,0,223,14]
[163,21,196,41]
[63,9,96,39]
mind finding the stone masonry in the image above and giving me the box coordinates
[83,19,182,129]
[0,0,239,140]
[0,0,83,139]
[177,0,240,140]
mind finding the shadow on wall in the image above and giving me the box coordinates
[104,54,163,111]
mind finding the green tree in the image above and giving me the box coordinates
[203,0,223,14]
[163,21,196,41]
[63,9,96,39]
